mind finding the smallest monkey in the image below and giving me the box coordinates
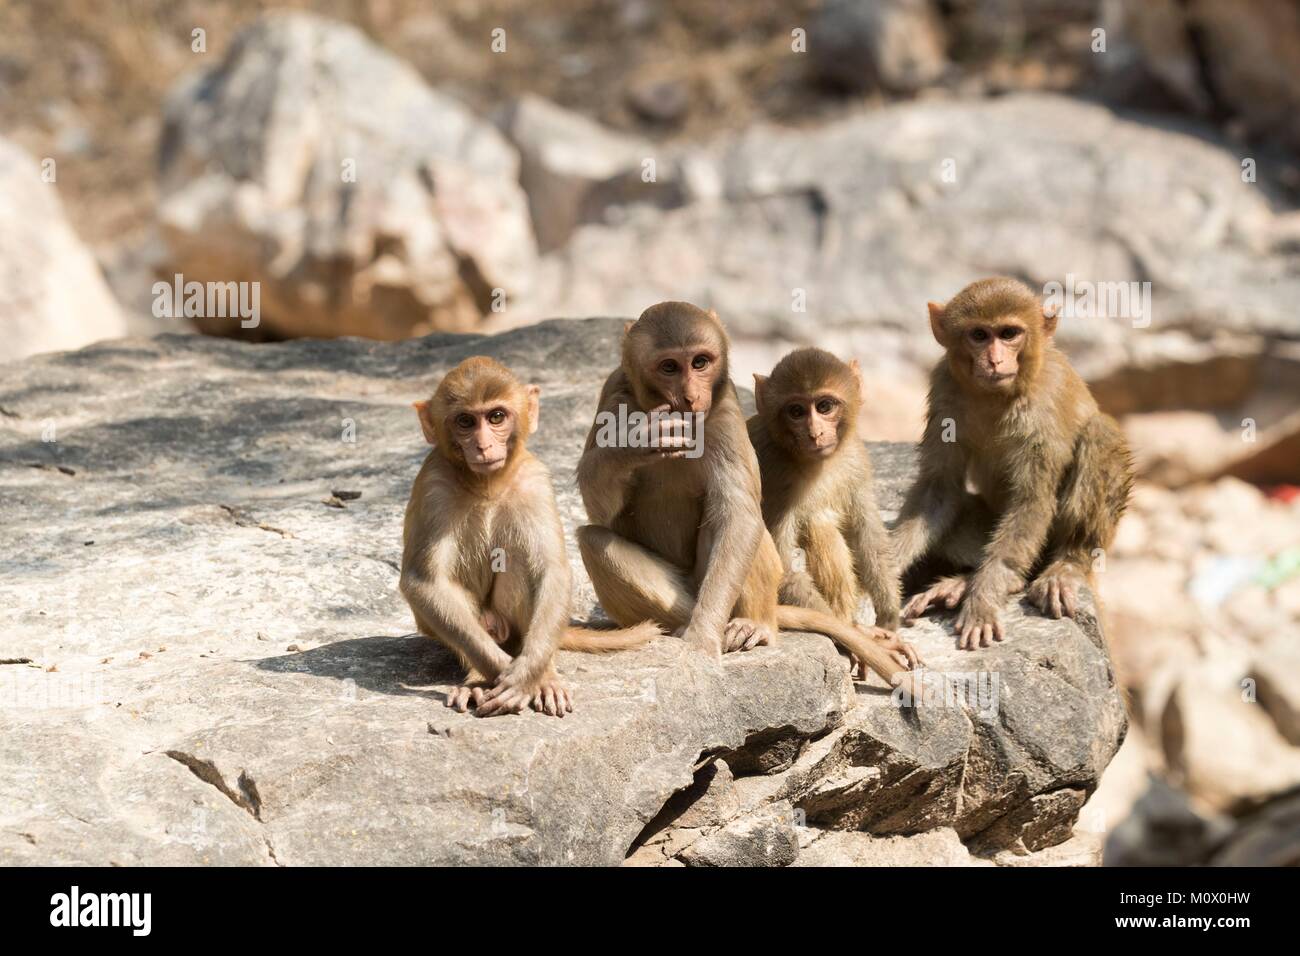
[749,348,919,675]
[401,357,660,718]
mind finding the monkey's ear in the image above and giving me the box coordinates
[623,320,635,336]
[525,385,541,435]
[753,374,769,414]
[848,358,865,393]
[1042,303,1060,338]
[412,400,438,446]
[927,302,949,347]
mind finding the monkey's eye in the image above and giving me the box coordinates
[815,399,837,415]
[786,405,806,419]
[659,359,679,375]
[970,328,990,343]
[691,354,710,370]
[455,414,475,430]
[487,409,507,426]
[998,327,1021,341]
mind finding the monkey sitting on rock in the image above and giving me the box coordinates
[893,277,1134,650]
[400,356,661,718]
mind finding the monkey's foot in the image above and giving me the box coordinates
[853,626,923,677]
[445,681,492,713]
[528,677,574,718]
[1027,562,1086,619]
[901,574,970,622]
[723,617,774,653]
[678,624,723,660]
[954,594,1005,650]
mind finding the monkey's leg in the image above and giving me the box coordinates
[576,525,696,631]
[1028,417,1131,620]
[901,504,994,621]
[804,522,860,620]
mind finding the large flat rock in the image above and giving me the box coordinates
[0,320,1125,865]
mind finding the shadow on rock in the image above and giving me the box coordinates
[255,633,461,699]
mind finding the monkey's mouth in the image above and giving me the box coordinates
[802,440,838,457]
[979,371,1016,386]
[466,455,508,472]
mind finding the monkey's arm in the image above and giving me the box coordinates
[577,377,645,526]
[769,512,831,611]
[951,436,1069,648]
[891,411,966,573]
[970,440,1066,595]
[683,414,766,650]
[498,533,571,688]
[848,490,904,630]
[401,552,513,681]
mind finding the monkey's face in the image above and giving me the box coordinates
[962,320,1027,392]
[449,404,518,473]
[782,394,845,459]
[650,347,721,414]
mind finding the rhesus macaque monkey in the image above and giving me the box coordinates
[575,302,912,688]
[748,348,920,674]
[893,277,1133,650]
[401,357,661,718]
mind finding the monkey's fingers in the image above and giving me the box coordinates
[1060,582,1078,619]
[447,686,472,711]
[541,687,560,717]
[866,627,923,669]
[477,685,530,717]
[1048,581,1064,619]
[904,583,951,621]
[901,591,934,621]
[741,625,773,651]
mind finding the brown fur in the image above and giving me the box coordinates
[894,278,1134,649]
[576,304,910,687]
[748,348,917,672]
[401,357,661,718]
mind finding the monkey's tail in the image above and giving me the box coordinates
[560,620,664,653]
[776,605,909,688]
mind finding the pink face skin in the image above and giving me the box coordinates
[651,347,721,414]
[784,394,845,458]
[964,320,1027,391]
[450,405,516,473]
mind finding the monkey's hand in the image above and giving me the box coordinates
[723,618,774,653]
[901,574,969,623]
[1026,561,1085,619]
[646,404,697,460]
[852,626,922,677]
[445,677,493,713]
[476,661,571,718]
[953,592,1005,650]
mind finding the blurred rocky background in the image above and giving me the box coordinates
[1,0,1297,864]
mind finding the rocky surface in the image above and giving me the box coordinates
[0,319,1125,865]
[0,138,126,362]
[507,94,1300,399]
[497,94,651,253]
[157,12,536,342]
[1123,0,1300,153]
[808,0,948,94]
